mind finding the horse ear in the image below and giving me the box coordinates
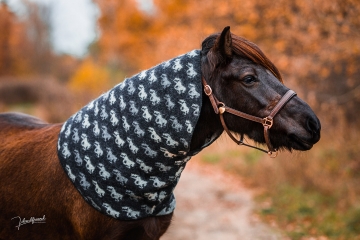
[213,26,232,59]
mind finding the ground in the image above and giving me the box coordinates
[161,160,283,240]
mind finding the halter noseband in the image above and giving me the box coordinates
[202,77,296,158]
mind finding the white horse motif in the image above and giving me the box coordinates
[136,159,153,173]
[169,116,183,132]
[178,99,189,115]
[100,105,108,120]
[107,186,123,202]
[106,147,118,163]
[64,124,72,138]
[127,81,135,95]
[185,120,193,133]
[62,143,71,158]
[186,50,198,58]
[84,156,95,174]
[141,144,157,158]
[74,150,83,166]
[65,165,76,182]
[186,63,197,78]
[93,120,100,136]
[173,78,186,94]
[154,111,167,128]
[132,121,145,137]
[120,153,135,168]
[149,89,161,105]
[148,127,161,143]
[125,190,142,202]
[81,134,91,150]
[164,94,175,110]
[119,96,126,110]
[122,116,130,132]
[78,172,91,190]
[103,203,120,218]
[109,91,116,105]
[113,169,128,185]
[144,192,158,201]
[131,174,147,188]
[113,131,125,148]
[138,70,147,80]
[155,162,172,172]
[141,205,155,214]
[149,176,166,188]
[138,85,148,100]
[191,104,200,116]
[98,163,111,180]
[160,74,171,88]
[128,101,139,116]
[141,106,152,122]
[162,133,179,148]
[94,141,103,158]
[160,147,177,158]
[148,70,157,84]
[82,114,91,128]
[101,126,112,141]
[188,83,200,98]
[109,110,119,126]
[172,59,182,72]
[92,180,105,197]
[72,128,80,143]
[126,137,139,154]
[122,206,140,219]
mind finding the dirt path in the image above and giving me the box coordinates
[161,161,283,240]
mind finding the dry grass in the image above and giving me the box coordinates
[197,126,360,239]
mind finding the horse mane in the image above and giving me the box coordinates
[201,33,283,83]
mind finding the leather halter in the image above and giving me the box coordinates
[202,77,297,158]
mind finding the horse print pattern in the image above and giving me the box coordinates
[57,50,217,220]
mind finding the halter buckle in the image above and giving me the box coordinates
[268,150,278,158]
[218,102,226,114]
[263,117,273,128]
[204,85,212,96]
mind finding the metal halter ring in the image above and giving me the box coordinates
[204,85,212,96]
[268,150,278,158]
[263,117,273,128]
[218,102,226,114]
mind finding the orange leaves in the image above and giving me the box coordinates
[68,58,110,97]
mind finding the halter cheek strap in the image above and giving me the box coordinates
[202,77,297,158]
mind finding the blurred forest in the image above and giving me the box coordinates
[1,0,360,238]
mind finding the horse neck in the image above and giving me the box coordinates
[190,94,223,151]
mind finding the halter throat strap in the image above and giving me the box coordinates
[202,77,296,158]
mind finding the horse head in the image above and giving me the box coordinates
[198,26,320,154]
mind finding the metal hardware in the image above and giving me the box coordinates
[263,117,273,128]
[218,102,226,114]
[204,85,212,96]
[268,150,278,158]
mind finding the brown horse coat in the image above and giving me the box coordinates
[0,113,172,239]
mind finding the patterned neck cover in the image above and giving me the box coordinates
[58,50,220,220]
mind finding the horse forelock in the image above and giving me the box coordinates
[201,33,283,83]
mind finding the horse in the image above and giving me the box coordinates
[0,26,320,239]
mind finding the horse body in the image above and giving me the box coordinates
[0,27,320,239]
[0,113,172,239]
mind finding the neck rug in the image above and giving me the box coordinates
[58,50,218,220]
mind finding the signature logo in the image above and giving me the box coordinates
[11,215,46,230]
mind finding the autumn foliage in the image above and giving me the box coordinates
[1,0,360,238]
[95,0,360,124]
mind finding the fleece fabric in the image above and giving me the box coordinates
[57,50,219,220]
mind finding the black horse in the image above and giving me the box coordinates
[0,27,320,239]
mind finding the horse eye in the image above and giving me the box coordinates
[242,75,256,85]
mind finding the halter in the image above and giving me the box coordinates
[202,77,296,158]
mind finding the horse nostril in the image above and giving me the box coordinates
[306,117,321,140]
